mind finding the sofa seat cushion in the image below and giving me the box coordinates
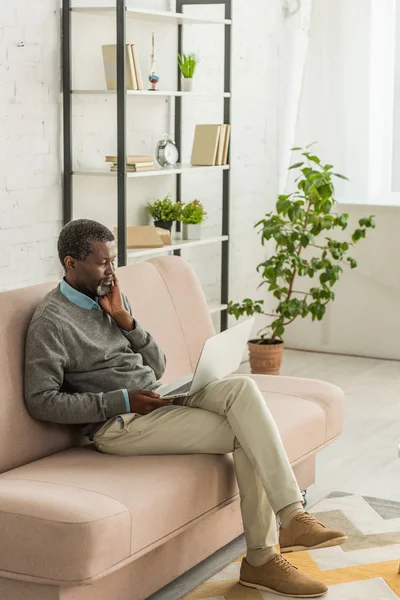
[251,374,345,455]
[0,449,238,583]
[0,376,344,584]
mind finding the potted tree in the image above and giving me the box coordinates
[181,200,207,240]
[229,145,376,375]
[178,53,198,92]
[147,194,181,232]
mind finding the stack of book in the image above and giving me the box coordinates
[191,124,231,166]
[102,44,143,91]
[105,155,155,173]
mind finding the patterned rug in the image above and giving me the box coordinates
[183,493,400,599]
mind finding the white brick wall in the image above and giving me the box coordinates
[0,0,62,291]
[0,0,285,331]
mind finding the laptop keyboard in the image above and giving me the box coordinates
[163,380,192,398]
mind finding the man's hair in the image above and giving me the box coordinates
[57,219,115,267]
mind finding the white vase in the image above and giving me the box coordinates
[182,78,193,92]
[182,223,201,240]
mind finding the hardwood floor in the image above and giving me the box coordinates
[280,349,400,506]
[149,350,400,600]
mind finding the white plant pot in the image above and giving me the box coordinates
[182,223,202,240]
[182,78,193,92]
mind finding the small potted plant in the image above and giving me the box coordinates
[229,145,376,375]
[178,53,198,92]
[181,200,207,240]
[147,194,181,232]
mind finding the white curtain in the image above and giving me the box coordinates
[286,0,398,205]
[278,0,313,194]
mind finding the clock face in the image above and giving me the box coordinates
[164,142,179,165]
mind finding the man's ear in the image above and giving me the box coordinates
[64,255,76,271]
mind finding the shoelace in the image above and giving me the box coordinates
[295,512,323,527]
[271,554,295,574]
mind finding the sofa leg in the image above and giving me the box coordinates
[302,490,307,508]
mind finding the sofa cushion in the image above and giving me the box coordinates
[0,449,238,583]
[0,376,344,584]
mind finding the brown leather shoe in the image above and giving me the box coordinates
[280,511,348,553]
[240,555,328,598]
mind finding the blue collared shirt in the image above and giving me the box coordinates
[59,279,130,413]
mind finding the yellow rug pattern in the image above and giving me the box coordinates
[184,493,400,599]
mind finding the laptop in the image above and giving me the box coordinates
[157,318,255,399]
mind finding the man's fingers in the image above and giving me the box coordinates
[139,390,161,398]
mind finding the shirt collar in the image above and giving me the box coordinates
[60,279,102,311]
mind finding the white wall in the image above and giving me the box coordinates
[0,0,286,335]
[284,204,400,360]
[0,1,62,291]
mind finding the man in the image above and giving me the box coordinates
[25,219,347,598]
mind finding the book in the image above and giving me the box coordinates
[110,165,156,172]
[215,124,227,166]
[222,124,231,165]
[105,155,153,163]
[112,162,154,168]
[114,226,164,249]
[131,44,143,90]
[127,45,138,90]
[156,227,172,245]
[101,44,136,90]
[191,124,222,166]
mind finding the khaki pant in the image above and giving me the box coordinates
[93,376,303,549]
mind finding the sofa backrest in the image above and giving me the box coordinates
[0,256,215,474]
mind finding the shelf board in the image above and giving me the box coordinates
[72,89,231,98]
[71,7,231,26]
[209,303,228,315]
[127,235,228,259]
[73,164,229,179]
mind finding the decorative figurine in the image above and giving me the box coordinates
[148,33,159,91]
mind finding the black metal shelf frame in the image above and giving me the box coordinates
[62,0,231,330]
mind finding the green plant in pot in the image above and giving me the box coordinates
[181,200,207,240]
[228,145,376,375]
[178,53,197,92]
[147,194,181,232]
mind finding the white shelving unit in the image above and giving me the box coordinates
[208,303,228,315]
[73,164,229,179]
[72,90,231,98]
[71,7,232,26]
[126,235,229,259]
[64,0,232,329]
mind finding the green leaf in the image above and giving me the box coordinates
[333,173,349,180]
[308,155,321,164]
[290,147,302,151]
[318,183,333,200]
[359,216,376,228]
[306,141,318,148]
[347,257,358,269]
[352,229,364,242]
[289,162,305,170]
[300,234,310,247]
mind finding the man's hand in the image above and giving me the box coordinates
[99,271,133,331]
[128,390,172,414]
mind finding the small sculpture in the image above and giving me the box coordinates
[148,33,159,91]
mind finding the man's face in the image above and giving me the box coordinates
[66,240,117,297]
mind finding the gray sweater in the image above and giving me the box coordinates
[24,285,166,427]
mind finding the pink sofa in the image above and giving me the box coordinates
[0,256,345,600]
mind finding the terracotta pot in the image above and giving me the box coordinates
[248,340,284,375]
